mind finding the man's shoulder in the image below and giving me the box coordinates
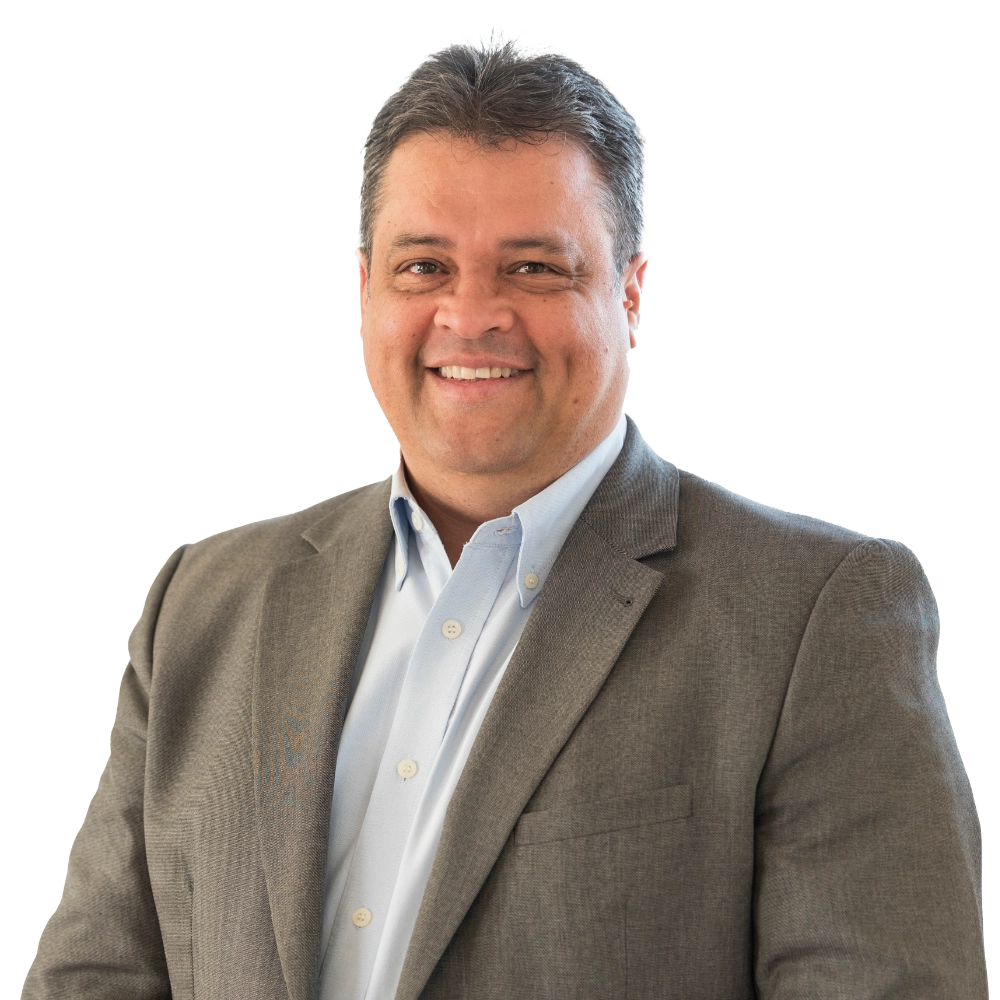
[659,465,938,629]
[588,422,872,572]
[171,479,391,586]
[677,469,868,550]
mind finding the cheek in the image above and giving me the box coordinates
[526,298,591,364]
[558,307,629,378]
[362,297,438,417]
[361,315,405,410]
[363,297,425,364]
[405,291,440,335]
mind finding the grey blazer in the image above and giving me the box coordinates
[24,420,987,999]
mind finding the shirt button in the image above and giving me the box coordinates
[397,759,418,779]
[352,907,372,928]
[395,555,404,575]
[441,619,462,639]
[524,572,539,589]
[411,512,424,531]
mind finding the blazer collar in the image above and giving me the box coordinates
[299,415,677,561]
[253,418,679,1000]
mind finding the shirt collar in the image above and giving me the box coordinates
[388,412,628,607]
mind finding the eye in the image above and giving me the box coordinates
[406,260,440,275]
[514,261,550,274]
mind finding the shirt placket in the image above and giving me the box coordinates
[325,533,519,1000]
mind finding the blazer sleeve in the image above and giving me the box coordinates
[22,546,188,1000]
[752,538,987,997]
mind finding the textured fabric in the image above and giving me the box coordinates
[319,416,625,1000]
[22,418,987,999]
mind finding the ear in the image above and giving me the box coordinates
[622,253,647,349]
[356,248,370,328]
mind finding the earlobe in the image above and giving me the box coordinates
[623,296,637,349]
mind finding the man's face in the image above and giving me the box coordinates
[359,133,644,484]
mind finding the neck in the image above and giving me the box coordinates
[405,464,562,568]
[399,413,619,569]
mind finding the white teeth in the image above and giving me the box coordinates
[437,365,519,380]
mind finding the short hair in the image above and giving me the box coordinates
[360,41,644,274]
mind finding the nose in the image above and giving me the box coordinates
[433,277,515,340]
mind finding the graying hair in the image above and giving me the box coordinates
[360,41,644,274]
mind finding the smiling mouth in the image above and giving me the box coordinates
[437,365,521,381]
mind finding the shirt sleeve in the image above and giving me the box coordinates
[752,537,987,997]
[22,546,187,1000]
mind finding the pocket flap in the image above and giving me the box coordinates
[516,783,692,847]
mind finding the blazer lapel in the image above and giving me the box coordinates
[396,421,680,1000]
[252,480,393,1000]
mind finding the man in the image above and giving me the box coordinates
[24,41,986,999]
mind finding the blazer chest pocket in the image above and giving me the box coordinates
[516,782,692,847]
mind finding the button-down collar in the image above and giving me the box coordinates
[388,412,627,608]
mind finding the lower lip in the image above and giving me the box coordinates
[429,369,528,394]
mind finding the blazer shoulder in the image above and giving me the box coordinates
[678,469,880,555]
[675,469,871,573]
[137,481,391,665]
[169,479,390,587]
[176,483,379,569]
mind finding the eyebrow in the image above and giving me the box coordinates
[388,233,456,253]
[388,233,578,258]
[498,236,576,257]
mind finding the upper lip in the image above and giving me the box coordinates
[427,359,528,369]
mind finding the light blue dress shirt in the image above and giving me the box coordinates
[318,413,627,1000]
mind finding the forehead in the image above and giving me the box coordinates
[373,133,613,254]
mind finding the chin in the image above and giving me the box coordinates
[432,428,536,477]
